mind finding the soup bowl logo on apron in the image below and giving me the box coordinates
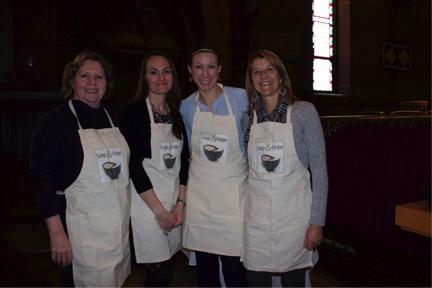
[160,141,180,170]
[96,147,124,182]
[200,133,228,163]
[256,142,284,173]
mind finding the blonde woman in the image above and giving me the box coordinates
[180,47,249,287]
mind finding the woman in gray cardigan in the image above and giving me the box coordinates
[242,49,328,287]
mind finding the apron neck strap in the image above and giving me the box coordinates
[146,97,155,123]
[68,99,114,130]
[286,104,292,123]
[194,83,233,116]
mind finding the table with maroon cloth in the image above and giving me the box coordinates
[322,115,431,254]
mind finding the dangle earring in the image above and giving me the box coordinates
[189,74,193,82]
[279,86,287,98]
[253,90,259,103]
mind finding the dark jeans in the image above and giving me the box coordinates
[195,251,248,287]
[247,268,306,287]
[144,260,172,287]
[61,264,75,287]
[58,197,74,287]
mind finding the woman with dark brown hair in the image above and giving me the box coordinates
[120,51,189,287]
[242,49,328,287]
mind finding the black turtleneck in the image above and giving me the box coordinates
[30,99,119,219]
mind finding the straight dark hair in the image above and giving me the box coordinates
[135,50,183,139]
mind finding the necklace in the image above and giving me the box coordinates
[150,102,168,115]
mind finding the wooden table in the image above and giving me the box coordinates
[395,200,431,237]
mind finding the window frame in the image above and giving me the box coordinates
[312,0,336,93]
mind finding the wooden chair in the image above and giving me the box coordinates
[399,100,428,113]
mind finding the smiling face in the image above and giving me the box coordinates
[250,58,282,99]
[145,56,173,97]
[189,52,221,92]
[72,60,106,108]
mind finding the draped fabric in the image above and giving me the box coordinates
[324,117,431,254]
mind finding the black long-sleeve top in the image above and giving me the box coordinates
[30,100,119,219]
[119,101,189,194]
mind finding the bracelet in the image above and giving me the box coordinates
[176,198,186,207]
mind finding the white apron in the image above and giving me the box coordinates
[65,100,131,287]
[182,85,247,256]
[242,107,318,272]
[130,98,182,263]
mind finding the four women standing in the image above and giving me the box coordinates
[32,48,327,287]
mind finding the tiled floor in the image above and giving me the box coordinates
[0,215,430,287]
